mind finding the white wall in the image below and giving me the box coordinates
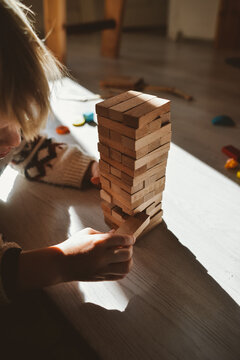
[168,0,220,40]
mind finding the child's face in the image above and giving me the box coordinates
[0,114,21,160]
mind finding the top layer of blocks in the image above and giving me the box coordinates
[96,90,170,128]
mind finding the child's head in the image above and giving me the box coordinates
[0,0,63,148]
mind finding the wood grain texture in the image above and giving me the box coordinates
[108,93,155,121]
[123,97,170,128]
[2,73,240,359]
[115,212,150,238]
[97,113,170,140]
[99,130,171,159]
[96,90,139,117]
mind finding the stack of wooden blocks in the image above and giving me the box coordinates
[96,90,171,238]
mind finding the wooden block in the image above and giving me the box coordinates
[113,191,163,216]
[110,182,130,201]
[101,182,147,211]
[111,176,164,205]
[100,168,144,194]
[108,94,155,121]
[131,192,163,215]
[140,210,163,237]
[145,169,166,187]
[100,189,112,203]
[122,123,172,151]
[97,114,164,140]
[146,202,162,217]
[104,214,120,229]
[121,135,135,149]
[136,177,165,201]
[101,200,115,215]
[104,178,165,213]
[121,142,170,170]
[98,133,150,159]
[110,165,121,179]
[115,212,150,238]
[100,175,111,189]
[112,207,124,222]
[161,112,171,125]
[100,153,147,178]
[98,142,110,157]
[145,202,156,215]
[110,148,122,162]
[99,159,110,174]
[121,160,167,187]
[98,125,110,138]
[148,132,171,153]
[144,190,156,203]
[110,129,122,143]
[123,97,170,129]
[148,112,170,132]
[97,115,136,139]
[95,90,140,117]
[147,152,168,170]
[121,154,135,169]
[112,206,129,222]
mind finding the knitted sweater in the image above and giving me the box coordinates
[0,134,95,303]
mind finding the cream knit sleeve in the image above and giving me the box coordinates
[11,135,96,189]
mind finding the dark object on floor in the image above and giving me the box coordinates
[212,115,235,126]
[222,145,240,162]
[100,76,193,101]
[0,290,100,360]
[225,58,240,69]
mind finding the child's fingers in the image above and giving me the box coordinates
[102,258,133,276]
[106,246,133,263]
[90,176,100,185]
[104,234,135,248]
[100,274,126,281]
[94,274,126,281]
[80,227,103,236]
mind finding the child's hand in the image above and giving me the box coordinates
[57,227,135,282]
[90,161,100,187]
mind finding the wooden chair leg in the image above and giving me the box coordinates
[101,0,126,58]
[43,0,67,64]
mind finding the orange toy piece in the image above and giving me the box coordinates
[224,158,239,169]
[56,125,70,135]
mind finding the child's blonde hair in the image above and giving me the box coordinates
[0,0,63,140]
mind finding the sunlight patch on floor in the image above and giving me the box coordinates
[0,166,18,202]
[78,281,130,311]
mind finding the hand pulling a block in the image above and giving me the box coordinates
[115,212,150,239]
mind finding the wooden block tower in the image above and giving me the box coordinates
[96,90,171,238]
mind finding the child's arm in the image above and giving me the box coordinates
[11,135,98,189]
[0,229,135,303]
[0,234,22,303]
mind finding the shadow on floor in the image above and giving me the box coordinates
[0,289,100,360]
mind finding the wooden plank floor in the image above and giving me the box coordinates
[66,31,240,184]
[1,32,240,359]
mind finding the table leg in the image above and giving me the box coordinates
[101,0,126,58]
[43,0,67,64]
